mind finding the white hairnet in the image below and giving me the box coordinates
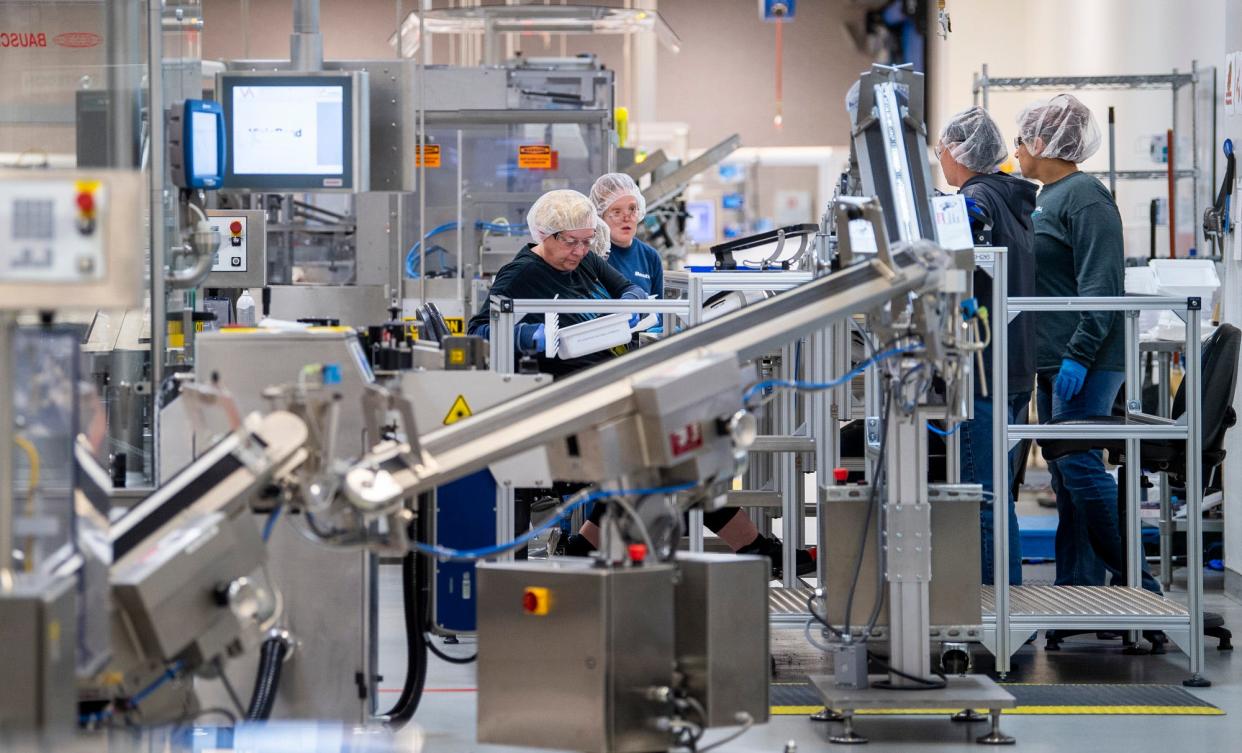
[526,189,597,244]
[591,214,612,258]
[1017,94,1101,163]
[590,172,647,221]
[939,106,1006,174]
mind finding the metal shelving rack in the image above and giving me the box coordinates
[973,63,1210,252]
[983,286,1208,686]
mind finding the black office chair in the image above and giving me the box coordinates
[1040,324,1240,652]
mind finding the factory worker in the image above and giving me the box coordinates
[1015,94,1159,594]
[589,173,664,330]
[936,105,1037,585]
[556,174,816,579]
[466,189,645,379]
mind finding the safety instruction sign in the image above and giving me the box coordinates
[415,144,441,168]
[518,145,554,169]
[443,394,473,425]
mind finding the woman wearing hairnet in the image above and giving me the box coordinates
[590,174,664,324]
[466,189,645,378]
[1015,94,1160,596]
[564,174,815,577]
[936,106,1037,586]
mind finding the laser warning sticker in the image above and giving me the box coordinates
[415,144,441,168]
[443,394,473,425]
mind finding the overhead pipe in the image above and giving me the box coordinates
[292,0,324,71]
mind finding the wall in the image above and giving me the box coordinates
[928,0,1226,259]
[200,0,872,151]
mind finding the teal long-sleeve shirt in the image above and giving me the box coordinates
[1032,171,1126,372]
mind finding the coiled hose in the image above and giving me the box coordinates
[380,550,428,728]
[245,635,290,721]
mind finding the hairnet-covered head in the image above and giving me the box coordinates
[939,106,1007,173]
[590,173,647,220]
[526,189,597,244]
[1017,94,1101,163]
[591,215,612,258]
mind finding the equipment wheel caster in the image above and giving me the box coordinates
[828,713,868,745]
[976,710,1015,745]
[810,708,845,722]
[952,709,987,723]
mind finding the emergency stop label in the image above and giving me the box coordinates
[518,145,553,169]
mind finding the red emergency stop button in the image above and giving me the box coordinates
[76,192,94,214]
[833,467,850,485]
[230,221,243,235]
[522,586,550,615]
[628,543,648,563]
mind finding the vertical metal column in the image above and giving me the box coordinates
[147,0,167,484]
[991,250,1011,674]
[886,412,931,684]
[1158,353,1173,589]
[1185,302,1206,681]
[1124,311,1142,592]
[0,314,15,590]
[813,326,833,585]
[687,278,705,551]
[779,343,799,587]
[496,483,515,561]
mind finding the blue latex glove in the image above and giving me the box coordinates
[1053,358,1087,402]
[620,287,645,328]
[516,322,546,354]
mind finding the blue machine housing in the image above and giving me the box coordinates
[177,99,225,189]
[432,470,497,633]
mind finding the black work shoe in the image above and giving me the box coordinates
[738,535,817,579]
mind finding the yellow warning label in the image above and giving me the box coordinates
[403,316,420,340]
[518,144,553,169]
[444,316,464,335]
[448,349,466,365]
[443,394,473,425]
[415,144,441,168]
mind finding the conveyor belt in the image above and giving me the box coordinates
[982,585,1190,630]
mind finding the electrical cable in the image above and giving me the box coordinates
[866,651,948,690]
[608,494,658,560]
[742,344,918,405]
[696,712,754,753]
[261,503,282,542]
[926,421,964,437]
[244,635,289,721]
[846,380,892,638]
[214,658,246,716]
[408,482,696,561]
[129,661,184,709]
[381,550,428,728]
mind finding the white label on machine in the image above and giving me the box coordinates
[209,216,248,272]
[932,194,974,251]
[846,219,878,255]
[0,181,108,282]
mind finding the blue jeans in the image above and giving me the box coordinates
[1036,370,1161,593]
[960,390,1031,586]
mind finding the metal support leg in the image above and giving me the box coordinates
[1158,352,1173,590]
[886,412,931,684]
[953,709,987,723]
[1124,311,1143,639]
[1184,304,1209,686]
[828,712,867,745]
[991,250,1011,674]
[688,509,705,552]
[811,708,845,722]
[496,482,515,561]
[780,343,799,587]
[976,709,1015,745]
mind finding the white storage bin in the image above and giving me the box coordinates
[546,313,632,359]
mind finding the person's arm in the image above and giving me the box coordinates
[1065,199,1125,367]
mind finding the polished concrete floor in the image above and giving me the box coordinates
[377,563,1240,753]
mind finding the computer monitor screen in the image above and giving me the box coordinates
[219,72,362,191]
